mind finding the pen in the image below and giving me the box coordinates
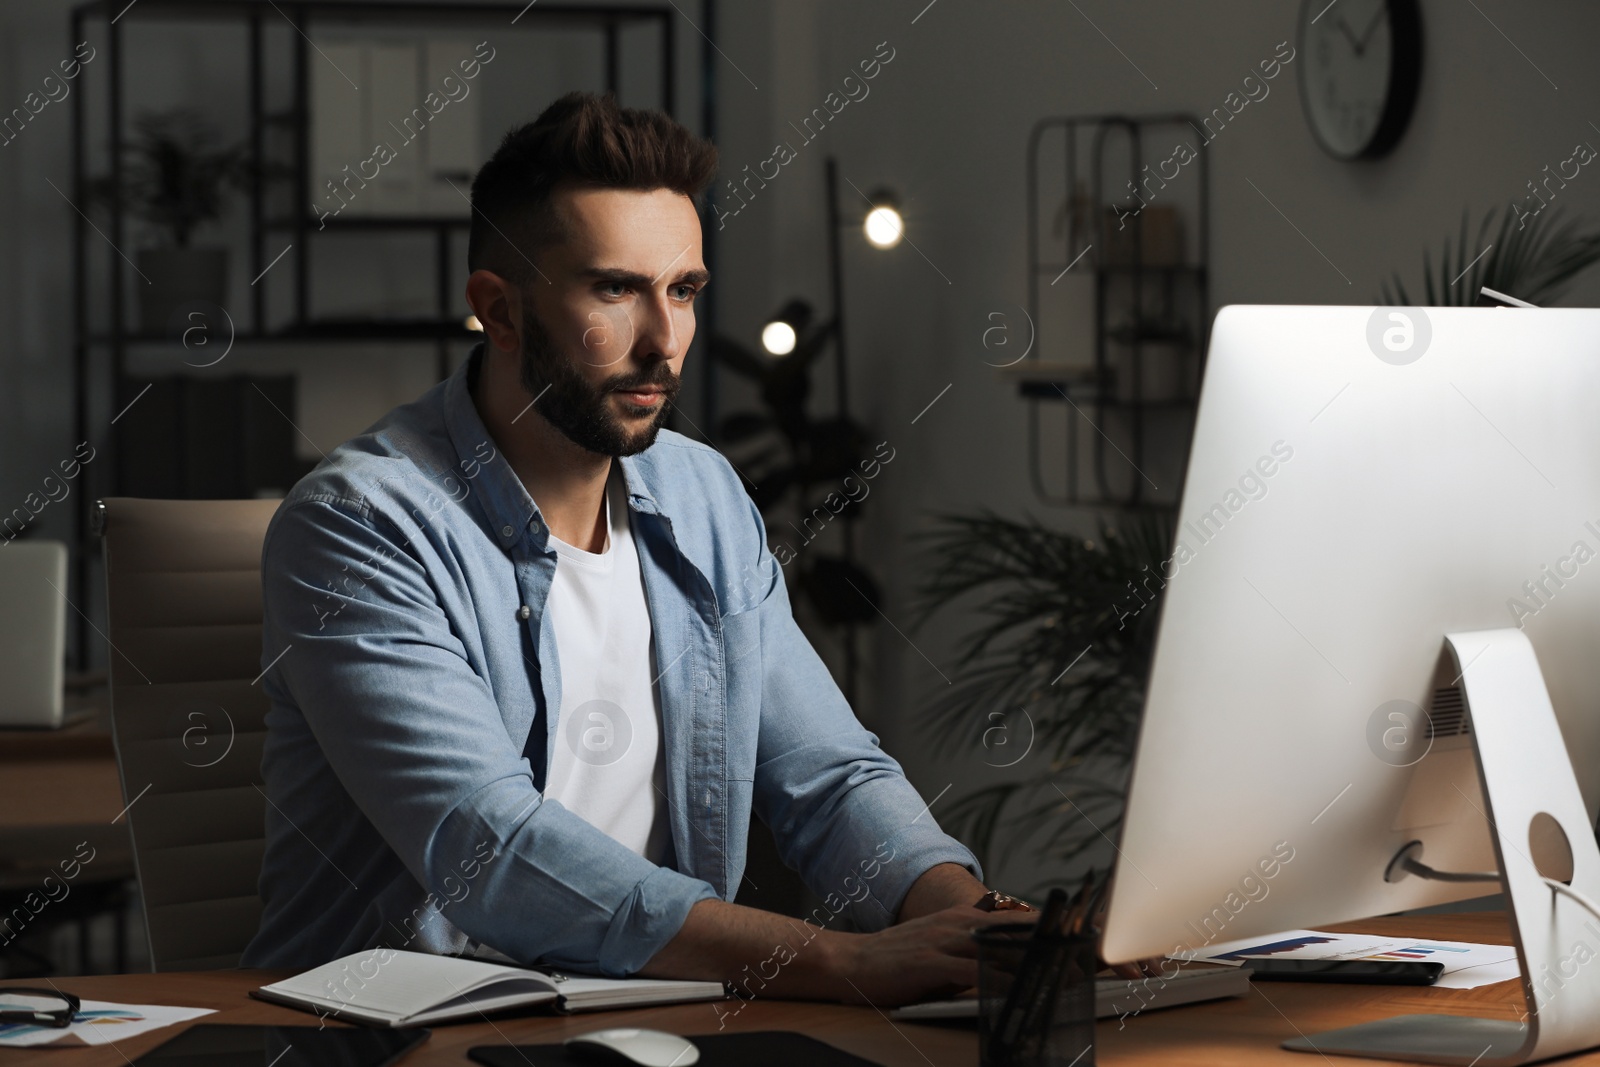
[994,870,1112,1059]
[1029,873,1097,1038]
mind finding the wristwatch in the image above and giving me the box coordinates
[973,889,1035,913]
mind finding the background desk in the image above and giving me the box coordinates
[0,692,123,831]
[0,706,137,976]
[0,913,1568,1067]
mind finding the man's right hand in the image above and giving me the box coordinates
[828,905,1035,1006]
[640,898,1034,1008]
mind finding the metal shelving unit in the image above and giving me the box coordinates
[1021,113,1211,510]
[67,0,691,667]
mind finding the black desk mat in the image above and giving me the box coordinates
[468,1031,884,1066]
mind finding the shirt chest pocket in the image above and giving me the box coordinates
[719,607,762,780]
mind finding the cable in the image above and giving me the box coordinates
[1397,853,1499,884]
[1544,877,1600,925]
[1390,843,1600,918]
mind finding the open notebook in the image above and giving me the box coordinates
[254,949,724,1028]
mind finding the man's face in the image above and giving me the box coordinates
[517,186,706,457]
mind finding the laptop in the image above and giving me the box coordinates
[0,540,69,728]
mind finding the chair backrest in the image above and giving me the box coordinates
[98,497,280,971]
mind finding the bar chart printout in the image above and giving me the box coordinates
[1185,930,1520,990]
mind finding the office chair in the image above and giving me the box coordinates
[96,497,280,971]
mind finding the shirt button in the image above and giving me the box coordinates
[501,525,514,538]
[530,519,542,534]
[518,605,531,621]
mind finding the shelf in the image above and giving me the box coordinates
[284,318,479,340]
[1107,327,1195,347]
[266,215,473,231]
[1033,263,1205,275]
[1026,114,1211,510]
[69,0,689,675]
[73,1,681,26]
[1018,381,1196,408]
[994,360,1101,387]
[1098,263,1204,274]
[90,320,481,345]
[997,360,1198,405]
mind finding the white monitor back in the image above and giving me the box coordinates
[1101,305,1600,964]
[0,540,67,728]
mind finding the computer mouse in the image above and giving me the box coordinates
[563,1027,701,1066]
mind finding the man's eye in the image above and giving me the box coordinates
[672,284,699,301]
[602,283,628,297]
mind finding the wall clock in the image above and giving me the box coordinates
[1297,0,1423,160]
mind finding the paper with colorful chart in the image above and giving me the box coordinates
[1182,929,1521,990]
[0,999,214,1047]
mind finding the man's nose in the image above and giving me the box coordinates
[633,294,685,363]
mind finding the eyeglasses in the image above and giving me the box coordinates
[0,988,80,1028]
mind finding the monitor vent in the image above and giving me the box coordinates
[1427,686,1471,739]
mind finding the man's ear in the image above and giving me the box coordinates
[465,270,523,354]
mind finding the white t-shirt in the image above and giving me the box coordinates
[541,469,670,863]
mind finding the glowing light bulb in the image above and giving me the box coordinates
[761,320,798,356]
[863,205,904,249]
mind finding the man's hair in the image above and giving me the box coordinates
[467,92,718,285]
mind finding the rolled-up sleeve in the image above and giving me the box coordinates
[741,504,983,930]
[263,497,717,976]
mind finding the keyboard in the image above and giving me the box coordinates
[887,965,1251,1022]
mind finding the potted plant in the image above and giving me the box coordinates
[94,109,252,333]
[1379,206,1600,306]
[913,510,1171,884]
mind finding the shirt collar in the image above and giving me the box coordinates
[443,343,666,550]
[616,454,662,516]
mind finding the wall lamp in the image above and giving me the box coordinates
[736,160,901,703]
[861,190,904,250]
[760,298,814,357]
[759,163,902,366]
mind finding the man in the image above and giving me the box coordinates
[243,93,1025,1005]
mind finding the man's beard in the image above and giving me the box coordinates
[517,311,679,458]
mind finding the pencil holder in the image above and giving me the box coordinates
[975,923,1097,1067]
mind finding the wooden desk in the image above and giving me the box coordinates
[0,913,1564,1067]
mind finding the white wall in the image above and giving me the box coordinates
[709,0,1600,890]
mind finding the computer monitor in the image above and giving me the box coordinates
[1100,305,1600,1063]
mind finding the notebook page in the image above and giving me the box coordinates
[261,950,556,1017]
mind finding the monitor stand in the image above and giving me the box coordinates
[1285,628,1600,1066]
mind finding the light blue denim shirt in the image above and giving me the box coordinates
[241,343,980,975]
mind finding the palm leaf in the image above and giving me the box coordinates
[913,511,1171,868]
[1380,207,1600,307]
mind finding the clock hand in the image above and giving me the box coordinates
[1355,3,1387,54]
[1333,16,1363,53]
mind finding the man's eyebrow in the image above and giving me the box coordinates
[583,266,711,287]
